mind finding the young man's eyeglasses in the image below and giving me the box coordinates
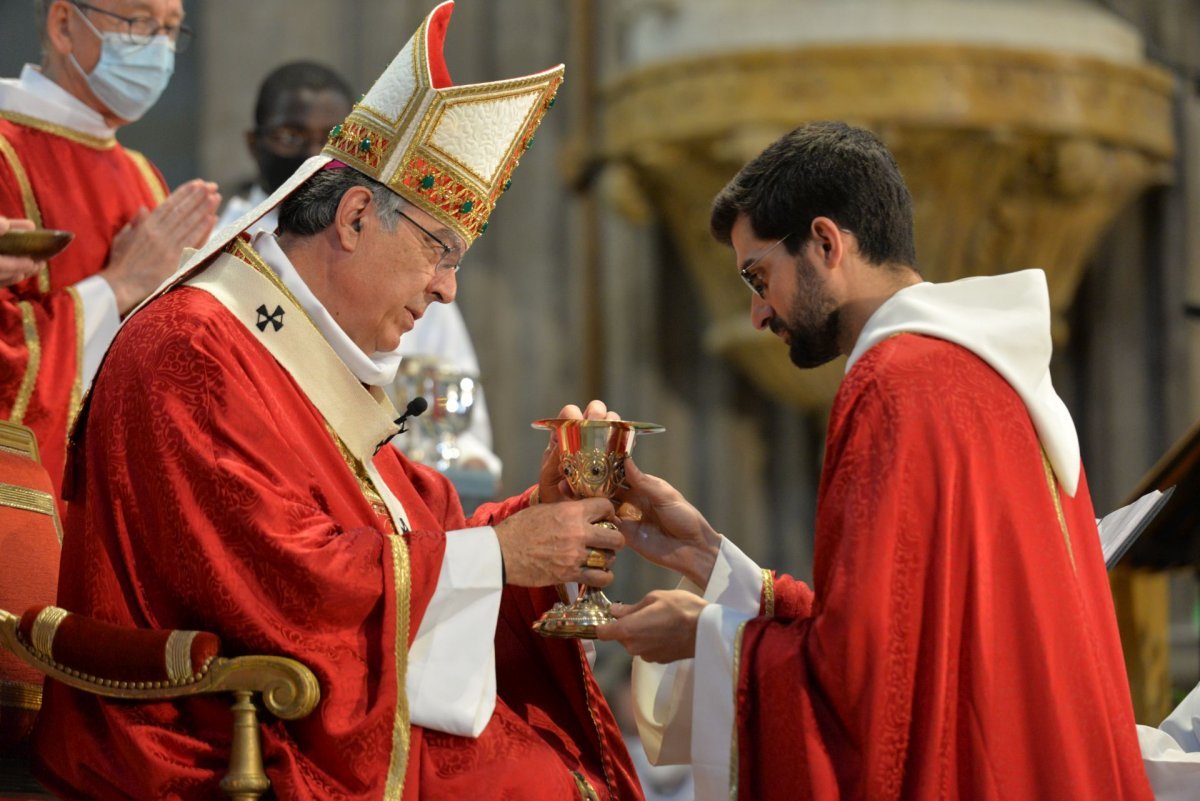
[395,209,462,273]
[71,1,194,53]
[739,233,791,298]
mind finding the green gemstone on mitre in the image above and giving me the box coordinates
[420,174,435,190]
[329,123,342,140]
[480,221,489,234]
[502,178,512,192]
[359,137,371,152]
[460,200,474,213]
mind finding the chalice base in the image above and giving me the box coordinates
[532,587,614,639]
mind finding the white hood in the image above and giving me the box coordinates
[846,269,1081,496]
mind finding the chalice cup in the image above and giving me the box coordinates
[530,418,664,639]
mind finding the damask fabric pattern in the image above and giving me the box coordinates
[31,287,640,801]
[735,335,1153,801]
[0,117,166,501]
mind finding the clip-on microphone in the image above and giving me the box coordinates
[395,396,429,434]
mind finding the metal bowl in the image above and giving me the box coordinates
[0,229,74,259]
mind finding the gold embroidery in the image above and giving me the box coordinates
[324,117,396,173]
[760,568,775,616]
[0,420,38,460]
[383,534,412,800]
[325,421,392,528]
[164,630,199,683]
[0,133,43,288]
[11,301,40,425]
[0,481,55,517]
[0,132,43,226]
[0,679,42,711]
[1042,452,1075,573]
[574,642,618,800]
[30,606,68,658]
[0,110,116,150]
[125,148,166,204]
[66,285,84,434]
[571,772,600,801]
[730,620,748,800]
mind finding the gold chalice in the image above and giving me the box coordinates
[530,418,664,639]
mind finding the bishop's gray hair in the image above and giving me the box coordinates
[278,168,405,237]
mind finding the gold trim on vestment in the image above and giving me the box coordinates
[66,285,84,434]
[125,148,166,204]
[1042,451,1075,573]
[0,132,51,291]
[571,771,600,801]
[0,110,117,150]
[383,535,412,800]
[0,481,55,518]
[165,630,200,683]
[11,301,40,425]
[30,606,67,658]
[730,620,747,800]
[0,420,39,460]
[574,642,618,800]
[0,131,44,225]
[760,569,774,616]
[0,678,42,710]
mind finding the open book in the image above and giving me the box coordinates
[1097,486,1175,569]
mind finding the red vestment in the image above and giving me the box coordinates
[31,262,640,799]
[737,334,1152,800]
[0,113,165,498]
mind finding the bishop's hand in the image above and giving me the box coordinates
[494,497,623,588]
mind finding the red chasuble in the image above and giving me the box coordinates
[736,334,1152,801]
[0,113,166,499]
[31,269,639,799]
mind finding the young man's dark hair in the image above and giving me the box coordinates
[710,121,918,269]
[253,61,353,129]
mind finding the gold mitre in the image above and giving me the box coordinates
[322,0,563,245]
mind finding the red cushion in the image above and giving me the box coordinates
[17,606,220,685]
[0,439,61,750]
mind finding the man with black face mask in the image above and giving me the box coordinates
[216,62,353,234]
[217,60,505,488]
[0,0,220,501]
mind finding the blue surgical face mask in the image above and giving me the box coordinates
[68,5,175,122]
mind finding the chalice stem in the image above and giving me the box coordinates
[576,584,612,611]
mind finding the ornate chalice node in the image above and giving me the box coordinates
[530,418,664,639]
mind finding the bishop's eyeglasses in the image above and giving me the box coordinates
[395,209,462,274]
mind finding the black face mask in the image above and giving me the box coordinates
[256,150,308,193]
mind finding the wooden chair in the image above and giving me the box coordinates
[0,420,320,801]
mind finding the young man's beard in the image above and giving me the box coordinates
[774,257,841,369]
